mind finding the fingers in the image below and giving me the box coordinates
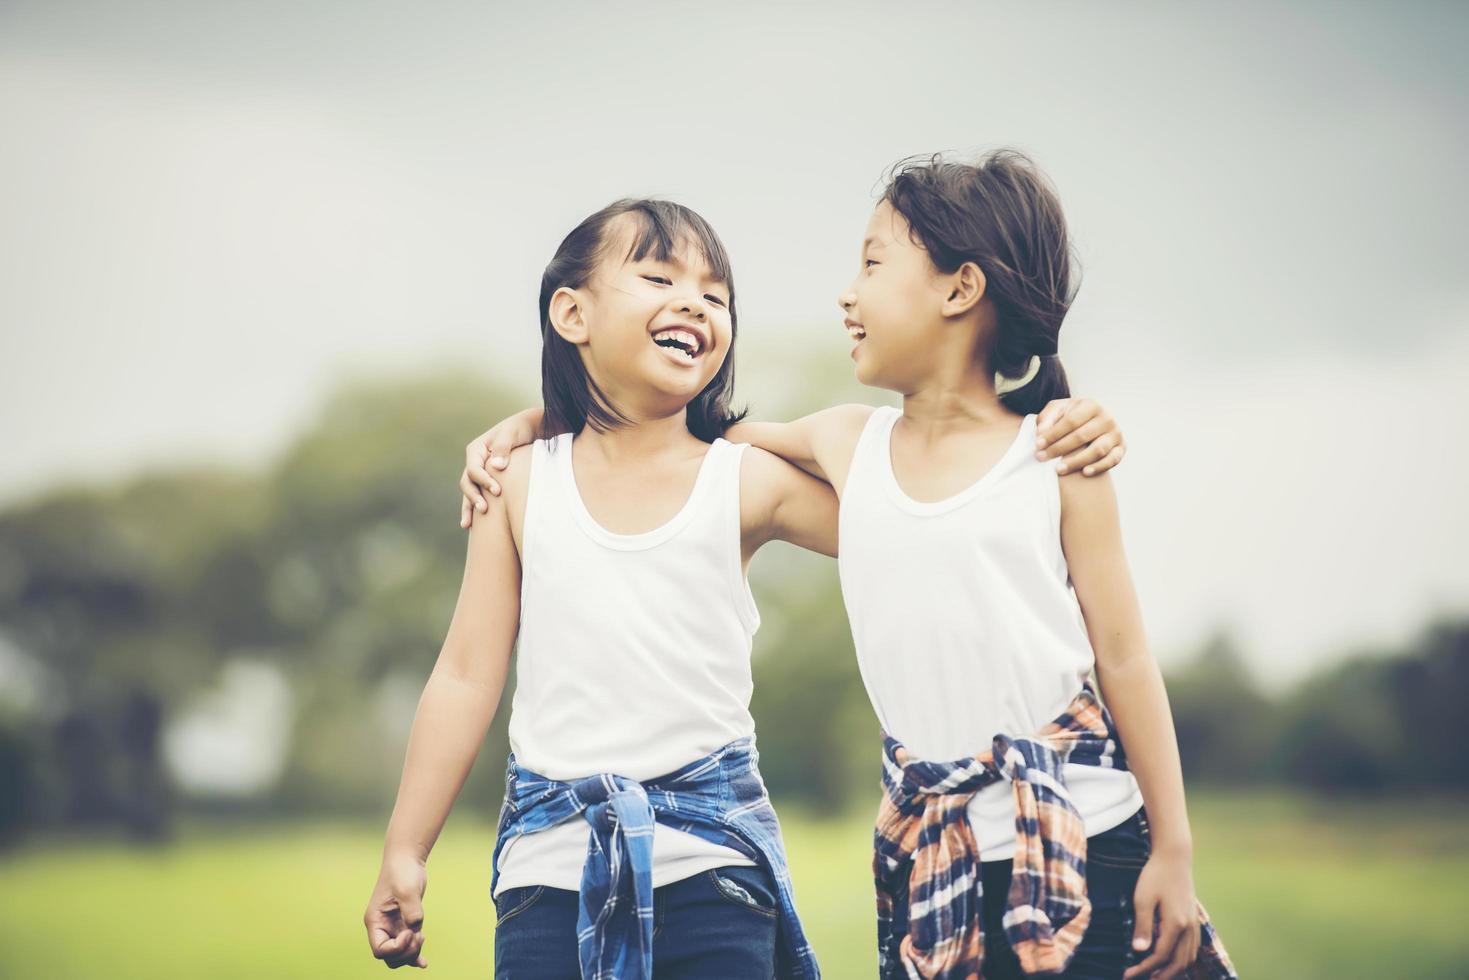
[1150,917,1186,979]
[467,460,501,498]
[463,438,496,500]
[1122,894,1159,980]
[457,423,526,529]
[369,922,412,960]
[1156,918,1201,980]
[1035,398,1100,452]
[1035,397,1074,439]
[1082,442,1126,477]
[1057,434,1126,477]
[1128,909,1184,980]
[480,431,519,492]
[1040,412,1110,462]
[487,432,516,471]
[380,897,426,968]
[385,930,427,969]
[458,470,490,516]
[366,890,427,968]
[398,892,425,931]
[464,435,491,480]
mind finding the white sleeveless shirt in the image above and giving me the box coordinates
[493,433,760,897]
[838,407,1142,861]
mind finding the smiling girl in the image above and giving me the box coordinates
[363,200,834,979]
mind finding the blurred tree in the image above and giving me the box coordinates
[1272,619,1469,792]
[2,355,1465,844]
[1164,630,1276,784]
[747,543,875,814]
[0,370,531,837]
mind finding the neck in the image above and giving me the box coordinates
[899,330,1012,433]
[576,407,698,463]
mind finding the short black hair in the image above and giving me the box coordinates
[537,198,747,442]
[883,150,1077,415]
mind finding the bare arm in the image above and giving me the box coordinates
[726,396,1128,491]
[726,404,874,491]
[455,396,1129,527]
[364,484,522,969]
[740,447,839,560]
[1059,471,1200,980]
[1035,397,1128,476]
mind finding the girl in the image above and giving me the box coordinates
[363,199,839,979]
[462,152,1234,979]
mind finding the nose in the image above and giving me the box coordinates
[837,289,856,313]
[673,296,707,321]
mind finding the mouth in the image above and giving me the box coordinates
[844,318,866,355]
[651,323,709,366]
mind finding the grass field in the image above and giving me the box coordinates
[8,791,1469,978]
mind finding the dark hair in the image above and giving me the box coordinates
[537,198,747,442]
[882,149,1076,415]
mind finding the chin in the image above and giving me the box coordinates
[646,373,709,405]
[855,363,905,395]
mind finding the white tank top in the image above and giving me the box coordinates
[493,433,760,896]
[838,407,1142,861]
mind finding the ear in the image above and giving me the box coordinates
[548,286,590,345]
[940,262,987,318]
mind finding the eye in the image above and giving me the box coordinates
[864,259,879,268]
[704,294,727,307]
[642,275,672,285]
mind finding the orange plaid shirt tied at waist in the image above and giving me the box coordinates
[873,687,1237,979]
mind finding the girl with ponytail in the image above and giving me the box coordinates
[810,149,1235,979]
[457,151,1232,977]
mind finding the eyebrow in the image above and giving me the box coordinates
[863,236,885,250]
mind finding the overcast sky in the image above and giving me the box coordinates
[2,0,1466,686]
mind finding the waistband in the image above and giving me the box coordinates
[493,737,820,979]
[874,686,1234,979]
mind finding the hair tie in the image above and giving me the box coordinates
[995,355,1042,394]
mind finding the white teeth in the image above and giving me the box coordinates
[847,325,866,340]
[653,328,703,357]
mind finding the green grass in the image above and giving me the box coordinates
[7,792,1469,978]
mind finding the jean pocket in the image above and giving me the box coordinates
[708,867,778,918]
[1085,808,1151,871]
[493,885,545,925]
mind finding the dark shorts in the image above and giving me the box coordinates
[493,864,778,979]
[979,806,1153,980]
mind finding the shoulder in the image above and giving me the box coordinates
[499,443,536,502]
[815,403,879,441]
[810,403,881,487]
[471,442,536,550]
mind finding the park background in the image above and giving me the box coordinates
[2,2,1467,977]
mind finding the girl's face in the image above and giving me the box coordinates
[838,201,950,392]
[570,218,734,419]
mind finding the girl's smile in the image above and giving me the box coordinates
[651,322,709,366]
[844,317,866,359]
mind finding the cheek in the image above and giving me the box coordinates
[705,331,733,376]
[864,272,903,308]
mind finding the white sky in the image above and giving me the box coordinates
[2,0,1466,687]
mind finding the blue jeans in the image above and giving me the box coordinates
[979,807,1153,979]
[493,864,779,979]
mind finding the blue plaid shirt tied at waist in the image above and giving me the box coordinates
[874,686,1236,979]
[492,736,821,980]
